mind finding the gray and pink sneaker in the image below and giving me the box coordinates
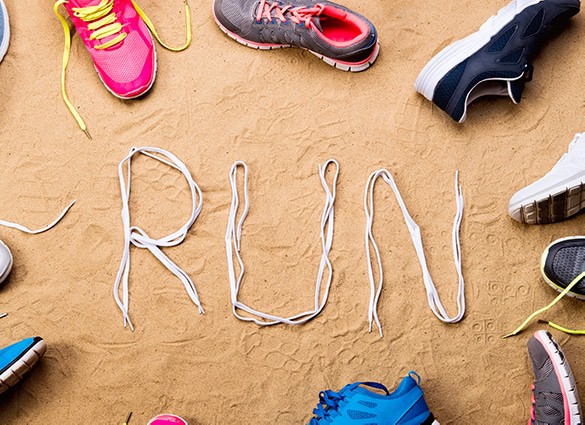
[213,0,379,72]
[528,331,582,425]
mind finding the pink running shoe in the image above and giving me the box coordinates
[147,414,188,425]
[56,0,156,99]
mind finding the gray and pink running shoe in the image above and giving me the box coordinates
[528,331,582,425]
[213,0,379,72]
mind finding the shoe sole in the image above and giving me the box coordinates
[0,240,13,286]
[212,8,380,72]
[534,330,582,425]
[540,236,585,300]
[414,0,544,103]
[0,337,46,394]
[0,0,10,62]
[509,171,585,224]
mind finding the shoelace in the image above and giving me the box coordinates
[114,147,203,331]
[504,271,585,338]
[256,0,325,27]
[225,160,338,326]
[364,169,465,337]
[0,201,75,234]
[309,382,390,425]
[53,0,192,139]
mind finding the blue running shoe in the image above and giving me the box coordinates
[0,337,46,394]
[0,0,9,62]
[415,0,580,122]
[309,372,438,425]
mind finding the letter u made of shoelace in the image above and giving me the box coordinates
[225,159,339,326]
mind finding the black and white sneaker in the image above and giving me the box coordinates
[415,0,580,122]
[541,236,585,299]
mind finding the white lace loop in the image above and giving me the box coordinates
[0,201,75,234]
[225,160,339,326]
[114,147,204,331]
[364,169,465,337]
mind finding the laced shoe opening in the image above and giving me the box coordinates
[315,6,369,46]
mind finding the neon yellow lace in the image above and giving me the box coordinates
[503,271,585,338]
[53,0,192,139]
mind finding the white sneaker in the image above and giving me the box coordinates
[0,240,12,285]
[509,133,585,224]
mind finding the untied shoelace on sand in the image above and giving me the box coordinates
[364,169,465,337]
[225,160,339,326]
[114,147,204,331]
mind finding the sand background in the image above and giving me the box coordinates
[0,0,584,423]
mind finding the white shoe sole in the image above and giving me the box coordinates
[540,236,585,300]
[0,240,13,285]
[414,0,543,101]
[0,338,46,394]
[0,0,10,62]
[508,170,585,224]
[534,330,582,424]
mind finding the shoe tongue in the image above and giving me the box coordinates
[311,16,323,31]
[507,78,525,104]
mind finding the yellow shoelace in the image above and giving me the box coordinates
[53,0,192,139]
[503,271,585,338]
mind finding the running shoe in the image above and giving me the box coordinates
[0,337,47,394]
[0,240,12,285]
[0,0,9,63]
[415,0,580,122]
[528,330,582,425]
[148,414,188,425]
[541,237,585,299]
[213,0,379,72]
[308,372,438,425]
[509,133,585,224]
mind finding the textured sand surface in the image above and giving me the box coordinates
[0,0,584,423]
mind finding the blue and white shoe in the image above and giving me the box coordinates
[0,0,9,62]
[309,372,438,425]
[415,0,580,122]
[0,240,12,285]
[0,337,46,394]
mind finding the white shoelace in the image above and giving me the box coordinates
[225,160,339,326]
[0,201,75,234]
[114,147,204,331]
[364,169,465,337]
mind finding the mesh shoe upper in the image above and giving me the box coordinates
[213,0,378,63]
[528,331,577,425]
[432,0,580,122]
[0,337,40,373]
[309,373,435,425]
[63,0,156,98]
[542,237,585,296]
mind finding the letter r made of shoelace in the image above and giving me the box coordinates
[113,147,204,331]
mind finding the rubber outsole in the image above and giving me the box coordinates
[534,330,582,424]
[0,240,13,286]
[0,0,10,63]
[510,180,585,225]
[0,338,46,394]
[212,7,379,72]
[540,236,585,300]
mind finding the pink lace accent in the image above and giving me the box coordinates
[255,0,325,28]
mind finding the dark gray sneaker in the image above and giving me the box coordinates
[213,0,379,72]
[528,331,582,425]
[541,237,585,300]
